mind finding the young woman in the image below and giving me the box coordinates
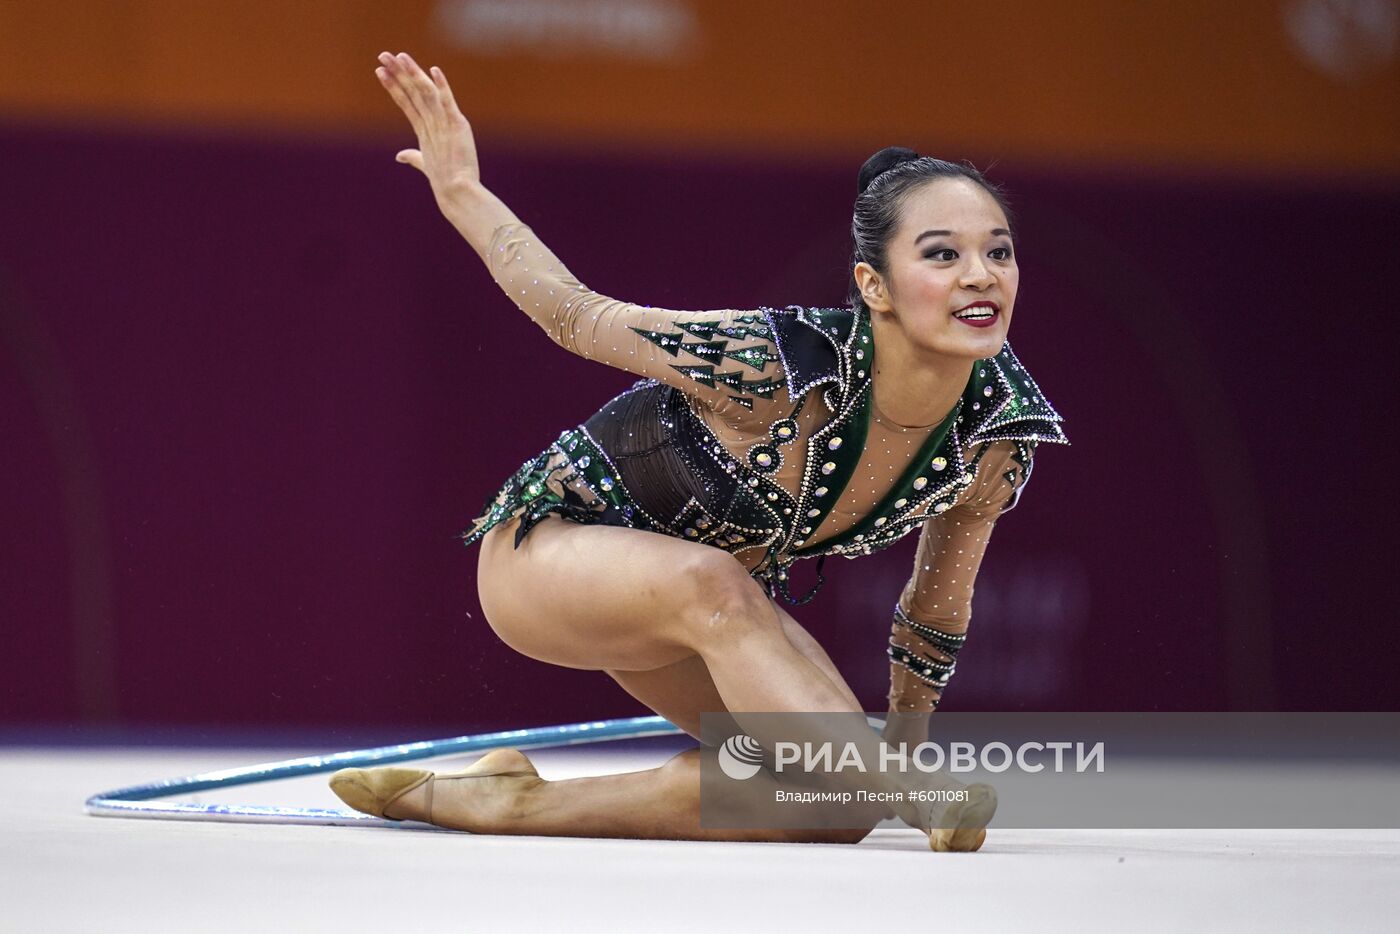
[330,51,1068,851]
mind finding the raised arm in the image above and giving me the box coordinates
[481,220,787,410]
[374,50,513,261]
[883,440,1033,743]
[373,51,786,416]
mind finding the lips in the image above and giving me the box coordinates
[952,302,1000,329]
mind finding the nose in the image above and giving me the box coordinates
[960,255,994,289]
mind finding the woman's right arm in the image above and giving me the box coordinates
[375,52,788,416]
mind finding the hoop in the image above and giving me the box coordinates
[84,715,684,829]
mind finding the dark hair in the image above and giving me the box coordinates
[847,146,1015,311]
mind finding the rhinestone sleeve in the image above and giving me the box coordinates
[486,222,786,418]
[887,440,1028,713]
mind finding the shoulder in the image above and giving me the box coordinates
[959,340,1069,449]
[951,342,1070,515]
[763,304,868,407]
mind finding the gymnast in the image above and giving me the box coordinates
[331,51,1068,851]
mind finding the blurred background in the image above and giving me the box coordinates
[2,0,1397,744]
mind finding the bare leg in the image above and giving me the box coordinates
[387,642,882,842]
[539,618,881,842]
[423,515,981,842]
[387,745,875,843]
[383,616,882,840]
[476,515,879,738]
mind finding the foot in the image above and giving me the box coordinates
[382,748,544,832]
[924,782,997,852]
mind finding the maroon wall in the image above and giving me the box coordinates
[3,121,1396,737]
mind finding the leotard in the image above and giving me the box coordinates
[460,222,1068,711]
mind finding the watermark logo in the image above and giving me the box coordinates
[698,712,1400,831]
[718,734,765,780]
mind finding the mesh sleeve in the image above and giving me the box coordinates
[887,440,1032,713]
[487,222,787,422]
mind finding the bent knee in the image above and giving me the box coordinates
[677,550,780,647]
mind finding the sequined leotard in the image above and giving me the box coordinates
[461,222,1068,712]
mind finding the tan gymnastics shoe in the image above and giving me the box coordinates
[925,782,997,853]
[329,748,538,824]
[329,766,432,820]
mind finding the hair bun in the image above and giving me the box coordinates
[857,146,922,195]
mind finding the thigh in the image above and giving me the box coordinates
[476,513,767,672]
[608,599,865,742]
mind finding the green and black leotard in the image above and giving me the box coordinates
[460,222,1068,712]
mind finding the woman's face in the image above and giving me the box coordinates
[861,177,1018,361]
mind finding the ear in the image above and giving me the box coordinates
[853,261,893,313]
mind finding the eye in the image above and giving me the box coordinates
[924,246,1014,262]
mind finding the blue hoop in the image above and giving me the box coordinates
[84,715,684,829]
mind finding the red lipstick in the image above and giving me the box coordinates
[951,301,1000,329]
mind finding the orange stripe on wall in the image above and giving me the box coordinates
[2,0,1396,175]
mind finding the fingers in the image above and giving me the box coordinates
[398,52,440,117]
[376,51,471,177]
[379,51,442,127]
[376,54,424,133]
[429,65,467,123]
[376,70,424,135]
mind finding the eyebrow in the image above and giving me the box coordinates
[915,228,1012,243]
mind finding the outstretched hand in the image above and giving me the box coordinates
[375,51,481,204]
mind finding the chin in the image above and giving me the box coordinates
[926,332,1006,360]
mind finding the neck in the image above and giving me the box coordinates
[869,317,975,429]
